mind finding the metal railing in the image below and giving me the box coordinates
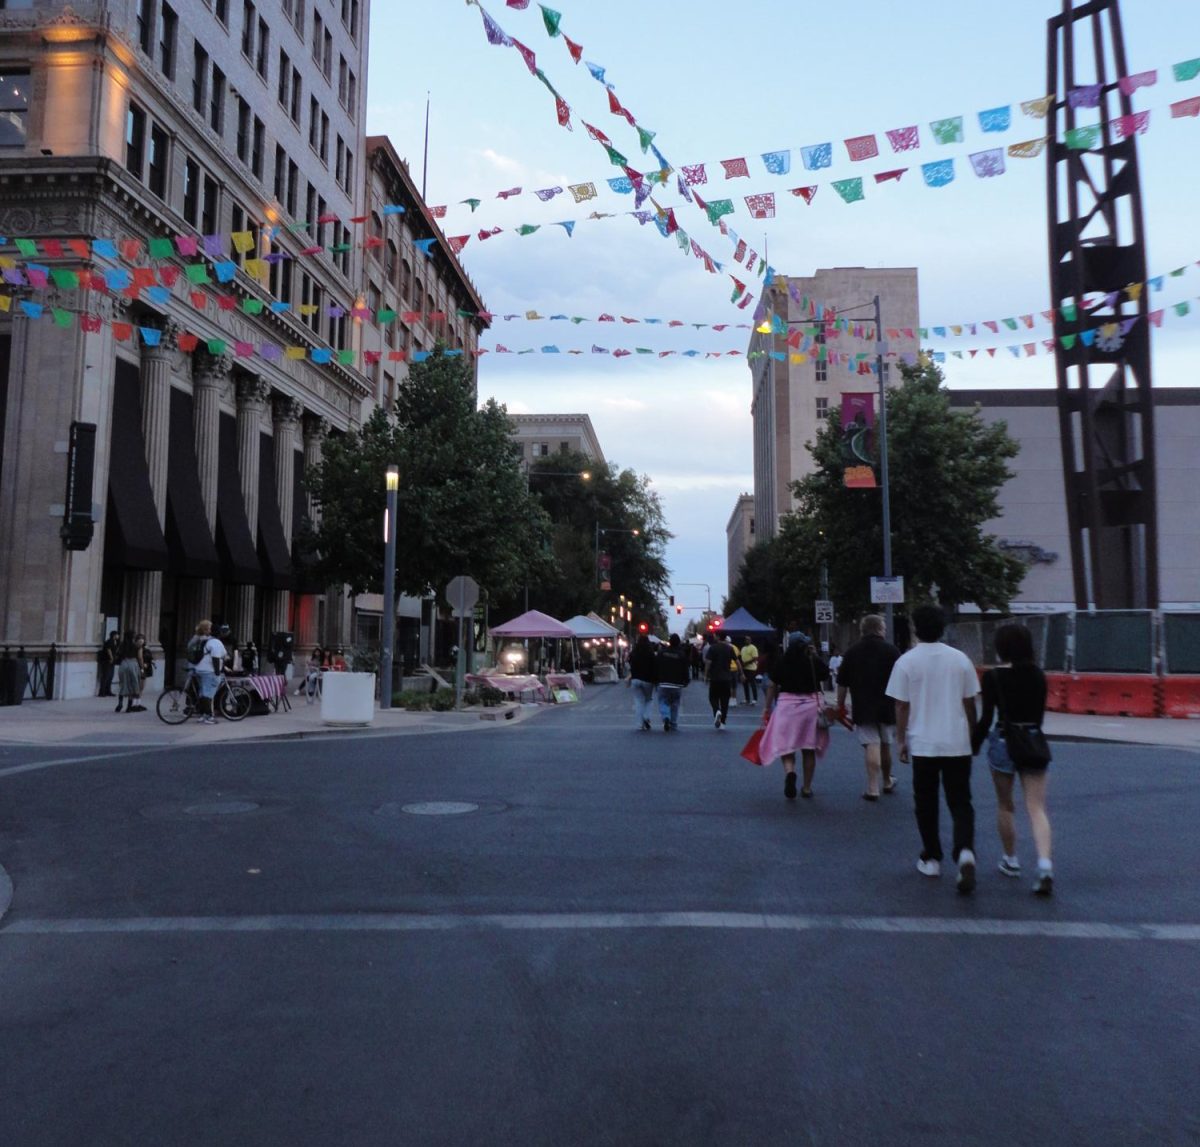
[0,644,57,704]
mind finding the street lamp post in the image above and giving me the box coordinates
[673,582,712,614]
[379,464,399,710]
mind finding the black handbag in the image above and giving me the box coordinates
[995,669,1052,769]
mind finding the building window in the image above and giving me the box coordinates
[241,1,255,60]
[347,71,357,116]
[147,122,169,198]
[880,361,890,383]
[311,11,322,64]
[559,442,569,454]
[251,116,264,178]
[235,96,249,162]
[319,111,329,163]
[814,330,827,383]
[201,174,218,235]
[386,241,397,284]
[182,156,200,225]
[305,184,317,242]
[209,66,225,132]
[342,147,352,193]
[328,304,346,349]
[136,0,155,54]
[256,17,268,78]
[291,0,305,36]
[286,160,299,217]
[277,48,289,106]
[315,194,326,248]
[815,396,828,419]
[289,71,302,124]
[158,3,177,79]
[308,95,319,150]
[273,143,286,201]
[400,258,411,302]
[192,41,208,113]
[0,70,30,147]
[322,29,332,78]
[214,0,228,25]
[338,55,347,105]
[335,135,345,185]
[125,102,146,178]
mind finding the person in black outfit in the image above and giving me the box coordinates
[627,634,658,731]
[836,615,902,799]
[760,632,829,799]
[97,631,119,697]
[654,634,690,731]
[972,623,1054,896]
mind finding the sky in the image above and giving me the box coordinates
[366,0,1200,621]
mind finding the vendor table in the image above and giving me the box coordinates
[545,672,584,694]
[246,674,291,712]
[466,672,546,702]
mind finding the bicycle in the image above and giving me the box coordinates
[156,672,253,724]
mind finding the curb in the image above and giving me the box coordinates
[0,862,11,928]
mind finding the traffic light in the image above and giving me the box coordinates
[637,621,649,634]
[668,595,675,606]
[675,605,683,615]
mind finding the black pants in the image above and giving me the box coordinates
[742,674,758,703]
[912,755,974,862]
[98,662,115,697]
[708,680,732,720]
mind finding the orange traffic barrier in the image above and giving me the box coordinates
[1160,677,1200,719]
[1065,674,1159,718]
[1043,672,1070,713]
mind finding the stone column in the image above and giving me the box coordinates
[123,323,175,648]
[266,395,303,636]
[294,413,327,650]
[228,375,270,642]
[180,350,231,626]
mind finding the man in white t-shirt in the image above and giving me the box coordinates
[187,620,227,726]
[886,604,980,894]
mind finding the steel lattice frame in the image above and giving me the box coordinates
[1046,0,1157,609]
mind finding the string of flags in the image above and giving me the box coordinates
[429,48,1200,216]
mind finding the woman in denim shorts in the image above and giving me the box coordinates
[972,623,1053,896]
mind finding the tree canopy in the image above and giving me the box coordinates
[728,359,1026,623]
[301,350,552,602]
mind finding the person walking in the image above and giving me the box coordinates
[114,630,146,713]
[758,632,829,799]
[654,634,690,731]
[703,633,740,729]
[836,615,902,800]
[97,630,119,697]
[187,620,227,726]
[973,623,1054,896]
[738,637,760,705]
[886,604,981,894]
[627,634,658,731]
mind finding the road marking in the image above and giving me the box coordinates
[3,911,1197,942]
[0,746,170,778]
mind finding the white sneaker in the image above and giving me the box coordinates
[713,712,722,728]
[998,856,1021,877]
[957,849,977,894]
[916,858,941,877]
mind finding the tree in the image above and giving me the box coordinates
[301,350,553,602]
[732,359,1026,619]
[497,448,672,627]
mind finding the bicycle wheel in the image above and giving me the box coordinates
[156,688,193,725]
[219,683,252,721]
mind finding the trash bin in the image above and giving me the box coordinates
[320,671,376,726]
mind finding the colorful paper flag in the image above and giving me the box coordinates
[845,134,879,162]
[832,178,864,204]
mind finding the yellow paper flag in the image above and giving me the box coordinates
[285,346,307,360]
[1007,138,1049,158]
[1125,282,1145,301]
[231,230,255,254]
[0,294,11,312]
[1021,95,1054,119]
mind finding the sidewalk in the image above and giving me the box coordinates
[0,692,538,749]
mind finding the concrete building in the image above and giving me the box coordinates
[948,388,1200,612]
[0,1,490,698]
[509,412,605,470]
[725,493,754,594]
[749,267,919,540]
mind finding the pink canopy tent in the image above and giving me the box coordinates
[489,610,576,638]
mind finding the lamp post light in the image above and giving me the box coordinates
[379,464,400,710]
[594,523,640,594]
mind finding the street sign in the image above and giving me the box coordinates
[445,575,480,618]
[870,576,905,604]
[815,600,835,624]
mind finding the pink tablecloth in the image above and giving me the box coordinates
[246,674,288,702]
[545,672,584,693]
[466,673,546,700]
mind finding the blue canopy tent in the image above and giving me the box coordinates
[721,607,776,639]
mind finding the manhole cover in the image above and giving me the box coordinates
[183,800,260,816]
[400,801,480,816]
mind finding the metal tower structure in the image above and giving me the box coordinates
[1046,0,1157,610]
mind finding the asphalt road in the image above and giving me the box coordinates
[1,684,1197,1146]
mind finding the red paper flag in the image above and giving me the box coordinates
[158,265,181,287]
[506,0,529,7]
[217,295,236,311]
[447,235,470,254]
[791,186,818,204]
[497,187,522,199]
[80,314,102,333]
[874,168,907,184]
[120,239,142,262]
[177,332,199,351]
[583,121,611,146]
[68,239,91,259]
[556,98,571,129]
[132,267,157,289]
[112,322,133,341]
[563,34,583,63]
[845,134,880,162]
[189,291,207,309]
[364,350,382,365]
[512,38,537,74]
[388,350,406,361]
[41,238,64,258]
[720,157,750,180]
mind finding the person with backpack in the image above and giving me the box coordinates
[654,634,690,731]
[186,620,227,725]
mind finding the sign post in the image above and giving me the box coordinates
[445,576,480,709]
[870,576,905,604]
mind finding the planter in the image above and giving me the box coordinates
[320,671,376,726]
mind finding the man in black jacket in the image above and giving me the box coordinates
[837,615,902,799]
[654,634,690,732]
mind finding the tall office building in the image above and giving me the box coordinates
[748,267,919,541]
[0,0,372,696]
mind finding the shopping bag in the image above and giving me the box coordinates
[740,726,766,766]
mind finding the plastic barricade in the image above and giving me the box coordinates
[1160,677,1200,720]
[1043,672,1070,713]
[1065,674,1159,718]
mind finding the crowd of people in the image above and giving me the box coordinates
[628,610,1054,898]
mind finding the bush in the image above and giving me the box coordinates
[429,687,456,712]
[478,685,506,707]
[398,692,431,711]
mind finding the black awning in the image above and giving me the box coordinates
[256,432,292,590]
[215,414,263,585]
[104,359,168,571]
[165,389,221,579]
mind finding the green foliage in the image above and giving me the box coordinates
[729,359,1027,619]
[299,349,554,601]
[429,687,457,712]
[464,685,506,707]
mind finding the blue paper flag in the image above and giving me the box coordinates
[414,238,436,258]
[215,261,237,282]
[921,159,956,188]
[104,268,132,290]
[412,350,430,362]
[311,348,333,364]
[19,301,44,318]
[978,105,1012,133]
[541,346,560,353]
[761,149,791,175]
[382,204,406,215]
[801,143,833,170]
[607,177,633,194]
[139,326,162,346]
[556,221,575,237]
[92,238,118,259]
[145,286,170,305]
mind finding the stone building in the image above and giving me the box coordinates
[749,267,919,540]
[0,1,490,698]
[725,492,754,595]
[508,412,605,470]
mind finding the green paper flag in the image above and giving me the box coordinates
[207,338,227,354]
[185,264,210,284]
[1173,57,1200,82]
[1061,334,1078,349]
[604,145,628,168]
[571,316,586,324]
[149,237,175,259]
[832,177,864,204]
[331,242,352,253]
[1002,317,1018,330]
[15,238,37,257]
[636,348,653,355]
[706,199,735,225]
[517,224,540,236]
[242,299,264,315]
[540,5,562,36]
[1065,125,1100,150]
[377,308,396,324]
[1170,267,1186,277]
[52,307,73,328]
[337,349,355,365]
[919,327,928,338]
[1175,301,1191,317]
[461,198,481,212]
[676,230,690,250]
[930,116,964,145]
[1061,303,1078,323]
[637,126,656,154]
[51,268,80,289]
